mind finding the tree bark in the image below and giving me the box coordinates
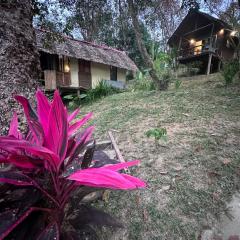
[127,0,163,90]
[0,0,40,134]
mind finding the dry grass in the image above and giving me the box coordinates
[79,74,240,240]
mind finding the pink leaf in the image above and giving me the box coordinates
[14,96,37,120]
[65,138,76,158]
[8,112,22,139]
[67,126,94,164]
[0,137,59,171]
[36,89,51,136]
[7,154,40,169]
[15,96,44,145]
[0,172,34,186]
[68,108,80,123]
[45,90,68,164]
[68,168,145,190]
[68,112,93,136]
[102,160,140,171]
[120,173,146,188]
[27,120,45,145]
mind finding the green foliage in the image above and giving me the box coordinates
[132,43,175,92]
[175,79,182,90]
[63,0,114,43]
[68,81,124,107]
[63,94,87,109]
[118,22,155,70]
[185,61,202,76]
[151,45,174,91]
[222,59,239,85]
[152,46,171,72]
[85,80,122,103]
[132,71,156,91]
[64,81,122,107]
[157,71,173,91]
[145,128,167,143]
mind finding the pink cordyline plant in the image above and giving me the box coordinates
[0,90,145,240]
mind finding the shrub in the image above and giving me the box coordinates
[133,51,174,91]
[63,81,122,107]
[222,59,239,85]
[86,80,122,103]
[145,128,167,144]
[153,51,172,91]
[185,61,202,76]
[157,71,172,91]
[132,71,156,91]
[63,93,87,109]
[175,79,182,90]
[0,90,145,239]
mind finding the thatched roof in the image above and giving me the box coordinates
[35,29,138,71]
[168,10,232,46]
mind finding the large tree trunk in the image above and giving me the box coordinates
[0,0,40,134]
[127,0,166,90]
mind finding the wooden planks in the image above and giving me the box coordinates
[44,70,57,90]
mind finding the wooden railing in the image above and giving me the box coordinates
[178,44,216,59]
[56,72,71,86]
[44,70,71,90]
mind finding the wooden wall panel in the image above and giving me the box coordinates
[44,70,56,90]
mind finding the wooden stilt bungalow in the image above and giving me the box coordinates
[168,10,239,75]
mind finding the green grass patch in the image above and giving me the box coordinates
[78,74,240,239]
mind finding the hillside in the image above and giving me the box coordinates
[80,74,240,239]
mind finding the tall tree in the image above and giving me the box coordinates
[0,0,40,134]
[181,0,201,10]
[61,0,114,43]
[117,23,155,70]
[127,0,167,90]
[147,0,185,49]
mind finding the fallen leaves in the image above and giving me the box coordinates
[222,158,232,165]
[159,170,168,175]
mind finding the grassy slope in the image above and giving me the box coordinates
[80,75,240,240]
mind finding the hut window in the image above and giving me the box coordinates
[40,53,56,70]
[110,66,117,81]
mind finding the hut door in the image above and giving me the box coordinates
[78,59,91,89]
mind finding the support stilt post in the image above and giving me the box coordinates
[206,53,213,75]
[218,59,222,72]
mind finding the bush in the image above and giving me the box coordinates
[222,59,239,85]
[86,80,117,102]
[156,71,172,91]
[64,80,122,107]
[185,61,202,76]
[133,50,175,91]
[63,93,87,109]
[145,127,167,144]
[175,79,182,90]
[0,90,146,239]
[132,71,156,91]
[153,51,172,91]
[85,80,123,103]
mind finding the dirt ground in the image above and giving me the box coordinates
[80,74,240,240]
